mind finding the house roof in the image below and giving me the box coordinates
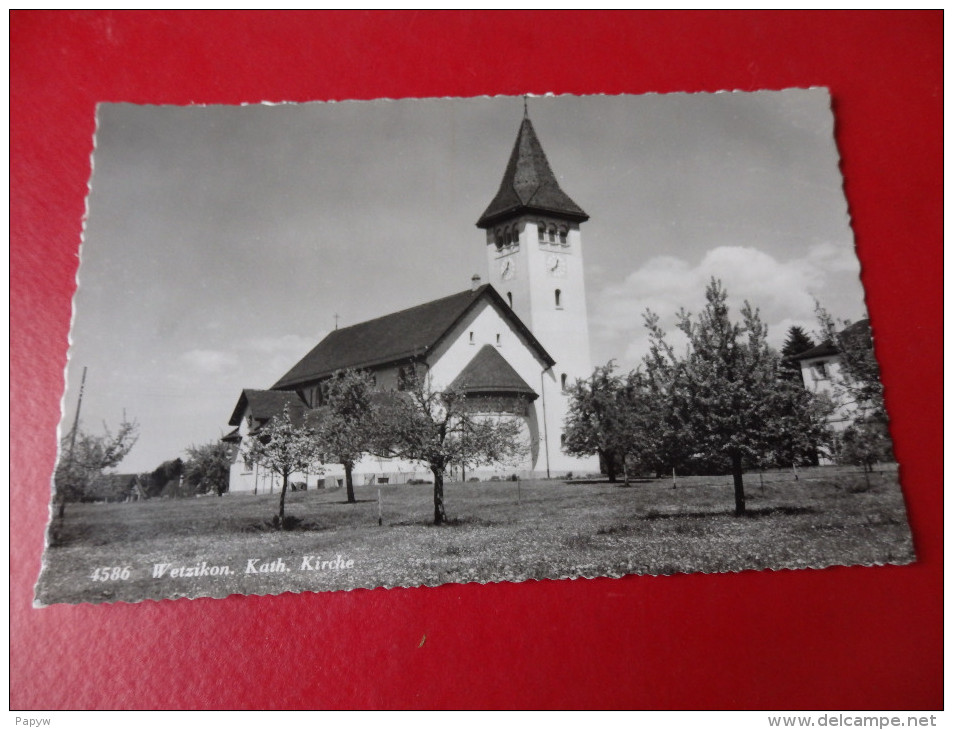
[271,284,555,390]
[476,115,588,229]
[450,345,538,399]
[791,319,871,361]
[228,389,308,427]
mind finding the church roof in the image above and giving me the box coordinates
[450,345,538,399]
[271,284,555,390]
[476,115,589,229]
[228,389,308,427]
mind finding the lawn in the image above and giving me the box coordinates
[34,465,915,605]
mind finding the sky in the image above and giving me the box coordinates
[64,89,867,473]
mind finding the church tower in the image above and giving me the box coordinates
[476,107,598,475]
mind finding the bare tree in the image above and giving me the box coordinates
[243,406,321,528]
[374,371,526,525]
[54,417,139,518]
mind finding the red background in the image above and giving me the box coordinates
[10,11,942,710]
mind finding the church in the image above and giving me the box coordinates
[224,110,601,493]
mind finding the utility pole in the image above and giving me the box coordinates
[59,366,87,518]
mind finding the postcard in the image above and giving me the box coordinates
[35,91,913,605]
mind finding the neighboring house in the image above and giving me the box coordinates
[224,110,601,492]
[226,389,311,494]
[791,319,872,432]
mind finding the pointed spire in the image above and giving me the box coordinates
[476,109,588,229]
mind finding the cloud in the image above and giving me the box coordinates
[241,333,324,382]
[592,244,860,367]
[169,333,322,394]
[179,348,239,375]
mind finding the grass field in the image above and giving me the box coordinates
[35,465,915,605]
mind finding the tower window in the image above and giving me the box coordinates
[495,229,503,250]
[559,227,568,244]
[548,225,556,243]
[496,333,501,347]
[561,373,568,390]
[506,292,513,307]
[538,223,545,241]
[469,331,475,345]
[560,433,567,448]
[555,289,562,308]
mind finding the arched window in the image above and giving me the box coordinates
[538,223,546,241]
[496,333,501,347]
[555,289,562,308]
[548,225,556,243]
[469,331,475,345]
[506,291,513,307]
[559,227,568,244]
[561,373,568,390]
[495,229,503,250]
[560,433,567,448]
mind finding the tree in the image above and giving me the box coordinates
[243,406,321,528]
[780,325,816,382]
[563,362,642,482]
[670,280,785,515]
[314,369,378,504]
[838,414,894,476]
[144,457,184,498]
[764,377,834,469]
[815,308,893,471]
[54,418,139,517]
[639,311,694,478]
[183,441,232,496]
[816,308,885,418]
[374,371,526,525]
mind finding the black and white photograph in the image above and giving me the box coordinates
[35,90,914,606]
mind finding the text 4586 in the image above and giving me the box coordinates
[90,566,131,581]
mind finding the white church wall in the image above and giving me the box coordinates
[486,219,599,477]
[426,296,557,476]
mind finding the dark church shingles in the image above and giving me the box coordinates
[270,285,554,391]
[476,116,588,229]
[450,345,538,398]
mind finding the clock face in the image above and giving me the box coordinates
[547,254,567,278]
[500,259,515,280]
